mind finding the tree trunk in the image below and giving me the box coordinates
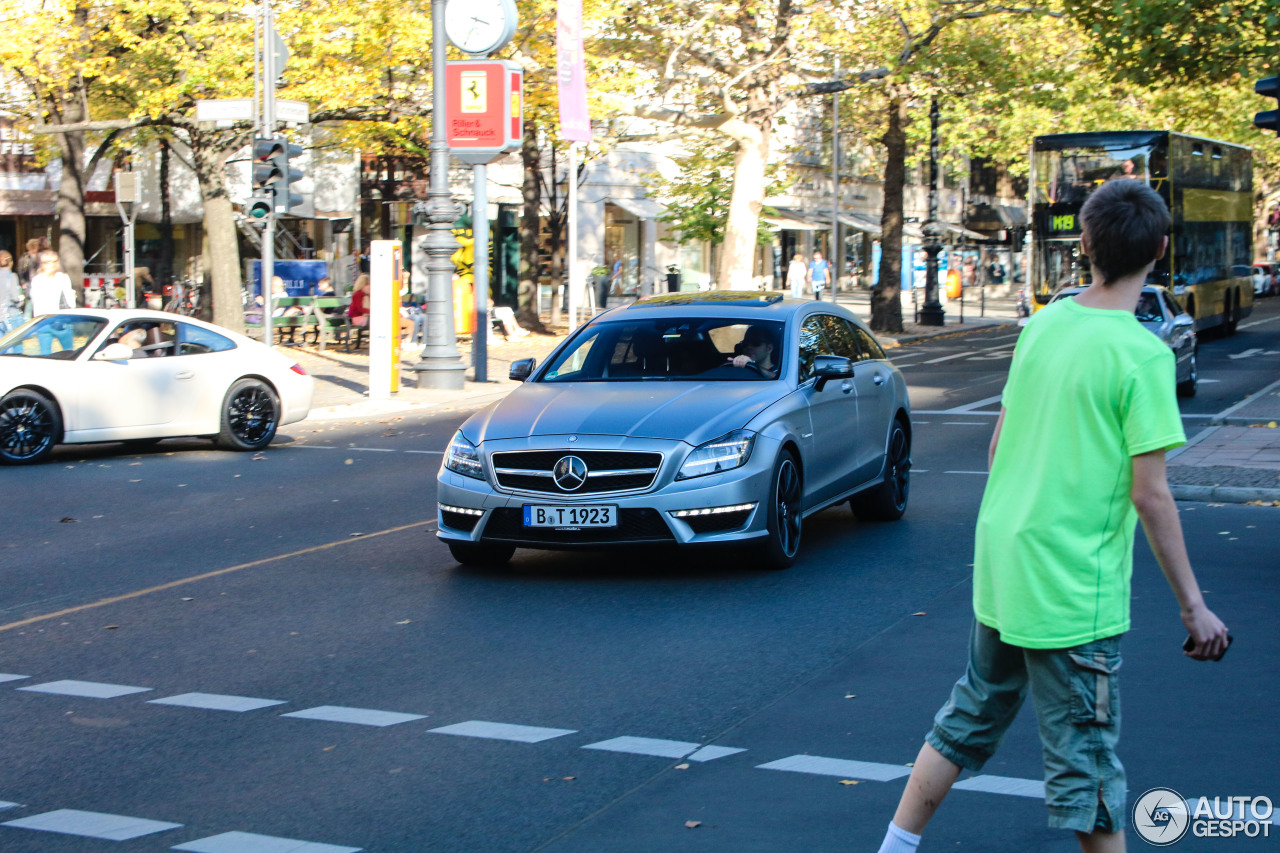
[871,93,907,333]
[54,94,88,305]
[719,119,770,289]
[190,137,244,330]
[517,122,546,331]
[158,137,174,290]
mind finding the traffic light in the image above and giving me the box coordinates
[1255,75,1280,136]
[250,136,284,220]
[276,139,305,215]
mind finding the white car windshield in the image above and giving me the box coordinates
[0,315,108,360]
[540,318,786,382]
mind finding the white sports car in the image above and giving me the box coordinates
[0,309,313,464]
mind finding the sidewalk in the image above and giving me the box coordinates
[279,291,1279,506]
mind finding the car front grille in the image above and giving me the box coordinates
[482,507,674,544]
[491,450,663,495]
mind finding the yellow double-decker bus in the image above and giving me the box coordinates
[1029,131,1253,334]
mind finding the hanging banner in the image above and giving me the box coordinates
[556,0,591,143]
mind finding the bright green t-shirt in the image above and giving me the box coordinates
[973,297,1186,649]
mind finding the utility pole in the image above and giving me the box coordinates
[830,58,840,301]
[412,0,467,390]
[918,97,945,326]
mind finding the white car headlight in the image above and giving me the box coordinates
[443,431,485,480]
[676,430,756,481]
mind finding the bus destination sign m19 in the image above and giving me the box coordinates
[445,60,524,166]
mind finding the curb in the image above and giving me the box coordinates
[1170,484,1280,505]
[890,320,1017,347]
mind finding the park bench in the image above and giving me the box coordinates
[244,295,352,351]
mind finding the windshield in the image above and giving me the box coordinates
[540,318,786,382]
[0,315,108,359]
[1032,143,1162,205]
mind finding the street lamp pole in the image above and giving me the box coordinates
[918,97,946,326]
[412,0,467,389]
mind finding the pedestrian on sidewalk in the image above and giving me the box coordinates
[877,179,1230,853]
[786,252,807,299]
[808,249,829,300]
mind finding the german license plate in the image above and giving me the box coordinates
[523,504,617,528]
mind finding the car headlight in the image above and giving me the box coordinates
[443,431,485,480]
[676,430,756,481]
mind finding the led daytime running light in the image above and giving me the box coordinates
[439,504,485,516]
[671,503,757,518]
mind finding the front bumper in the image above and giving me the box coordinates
[436,435,779,550]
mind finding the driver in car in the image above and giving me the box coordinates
[728,325,778,378]
[118,327,149,357]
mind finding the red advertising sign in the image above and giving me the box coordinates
[446,60,523,165]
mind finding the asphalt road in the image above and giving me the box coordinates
[1,298,1277,852]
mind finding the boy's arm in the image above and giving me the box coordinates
[1130,450,1230,661]
[987,407,1007,471]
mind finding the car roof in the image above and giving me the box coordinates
[46,309,254,341]
[615,291,831,322]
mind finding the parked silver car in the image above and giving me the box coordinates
[436,292,912,569]
[1051,285,1198,397]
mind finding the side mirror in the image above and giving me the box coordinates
[813,354,854,391]
[94,343,134,361]
[509,358,536,382]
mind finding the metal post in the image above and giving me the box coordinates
[567,142,580,329]
[412,0,467,389]
[918,97,945,326]
[830,58,840,301]
[473,164,489,382]
[261,0,276,345]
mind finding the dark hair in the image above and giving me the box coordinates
[1079,179,1170,284]
[743,325,773,346]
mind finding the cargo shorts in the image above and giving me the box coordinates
[927,620,1126,833]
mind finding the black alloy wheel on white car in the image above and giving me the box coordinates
[218,378,281,451]
[0,389,61,465]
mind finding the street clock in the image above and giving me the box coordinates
[444,0,518,57]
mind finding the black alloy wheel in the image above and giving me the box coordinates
[761,449,803,569]
[0,390,61,465]
[852,419,911,522]
[217,379,280,451]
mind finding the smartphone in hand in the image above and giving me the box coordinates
[1183,634,1233,659]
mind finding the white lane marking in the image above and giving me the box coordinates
[582,736,744,761]
[1210,376,1280,422]
[291,445,338,449]
[2,809,182,841]
[18,680,152,699]
[756,755,912,781]
[942,422,988,426]
[404,450,445,455]
[919,351,972,364]
[913,410,999,416]
[280,706,426,727]
[0,802,19,810]
[912,470,929,473]
[912,421,930,424]
[1198,379,1221,383]
[0,674,28,683]
[952,775,1046,798]
[173,830,362,853]
[1239,315,1280,329]
[345,447,395,452]
[1229,348,1265,359]
[148,693,288,713]
[687,745,748,762]
[942,394,1004,414]
[428,721,577,743]
[921,342,1015,365]
[945,471,989,475]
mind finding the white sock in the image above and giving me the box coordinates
[876,821,921,853]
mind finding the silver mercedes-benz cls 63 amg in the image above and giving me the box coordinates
[437,291,911,569]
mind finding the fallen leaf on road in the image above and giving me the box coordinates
[685,821,701,829]
[395,620,411,625]
[845,694,857,699]
[323,745,336,751]
[105,625,118,630]
[349,532,363,537]
[839,780,861,786]
[181,597,193,601]
[912,611,926,616]
[344,458,354,465]
[129,479,141,483]
[674,763,690,770]
[59,517,77,523]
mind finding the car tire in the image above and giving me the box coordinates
[0,389,61,465]
[760,449,803,570]
[851,418,911,522]
[217,378,280,451]
[1177,346,1198,398]
[447,541,515,567]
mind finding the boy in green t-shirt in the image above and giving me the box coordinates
[877,180,1230,853]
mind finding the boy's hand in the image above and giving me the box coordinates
[1182,604,1230,661]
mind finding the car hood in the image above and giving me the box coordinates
[467,381,787,445]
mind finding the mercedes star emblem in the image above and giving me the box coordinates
[552,455,588,491]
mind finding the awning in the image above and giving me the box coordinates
[608,196,668,220]
[839,213,882,235]
[997,205,1028,228]
[944,223,990,241]
[764,207,827,232]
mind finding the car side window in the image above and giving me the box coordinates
[177,323,236,355]
[797,316,830,383]
[816,315,861,360]
[853,326,887,361]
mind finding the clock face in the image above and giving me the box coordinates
[444,0,515,56]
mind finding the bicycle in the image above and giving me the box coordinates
[163,280,200,316]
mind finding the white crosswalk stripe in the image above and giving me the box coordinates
[756,754,913,781]
[429,720,577,743]
[173,830,362,853]
[18,680,152,699]
[280,705,427,727]
[583,736,745,761]
[149,693,288,713]
[2,809,182,841]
